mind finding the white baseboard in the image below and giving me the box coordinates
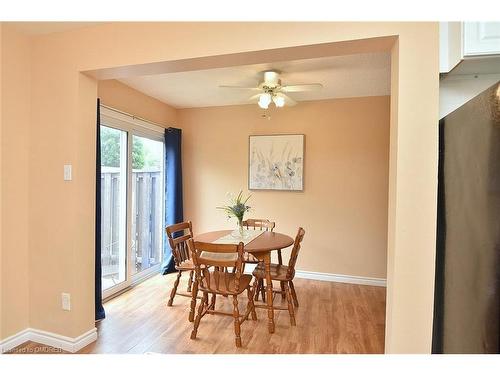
[28,328,97,353]
[0,327,97,354]
[0,328,32,354]
[295,270,387,287]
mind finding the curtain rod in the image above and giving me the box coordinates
[99,103,170,130]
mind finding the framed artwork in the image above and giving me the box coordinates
[248,134,304,191]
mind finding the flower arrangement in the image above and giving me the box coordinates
[217,191,251,235]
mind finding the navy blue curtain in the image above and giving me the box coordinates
[162,127,183,274]
[95,99,106,321]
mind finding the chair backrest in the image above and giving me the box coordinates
[188,239,245,294]
[287,227,306,279]
[242,218,275,232]
[165,221,194,267]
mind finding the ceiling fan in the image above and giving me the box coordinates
[219,70,323,109]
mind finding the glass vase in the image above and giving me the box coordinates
[237,218,244,237]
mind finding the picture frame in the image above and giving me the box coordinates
[248,134,305,191]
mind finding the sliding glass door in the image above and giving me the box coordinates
[100,108,165,299]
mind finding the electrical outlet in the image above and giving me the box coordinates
[64,164,72,181]
[61,293,71,311]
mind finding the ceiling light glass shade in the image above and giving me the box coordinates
[258,93,272,109]
[273,95,285,108]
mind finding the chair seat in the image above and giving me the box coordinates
[200,251,238,262]
[175,258,196,271]
[243,253,260,263]
[175,259,207,271]
[199,272,253,295]
[252,262,294,281]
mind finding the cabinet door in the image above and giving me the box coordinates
[464,22,500,56]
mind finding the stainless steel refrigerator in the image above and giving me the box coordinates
[433,82,500,353]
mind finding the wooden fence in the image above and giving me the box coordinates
[101,167,163,279]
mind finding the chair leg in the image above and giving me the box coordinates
[289,280,299,307]
[280,281,286,302]
[285,283,296,326]
[189,278,199,322]
[167,270,182,307]
[253,278,266,302]
[260,279,266,302]
[191,292,208,340]
[187,270,194,292]
[247,286,257,321]
[232,295,242,347]
[254,278,261,301]
[210,293,217,309]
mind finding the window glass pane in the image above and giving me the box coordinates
[131,135,164,275]
[100,125,127,291]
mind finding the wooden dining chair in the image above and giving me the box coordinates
[242,218,276,232]
[241,219,280,301]
[187,239,257,348]
[241,219,275,264]
[243,218,289,303]
[252,227,305,325]
[165,221,203,322]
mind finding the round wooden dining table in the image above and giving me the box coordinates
[194,230,294,334]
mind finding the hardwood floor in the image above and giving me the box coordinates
[10,273,386,354]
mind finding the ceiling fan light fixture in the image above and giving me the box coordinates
[273,95,285,108]
[220,70,322,109]
[258,93,272,109]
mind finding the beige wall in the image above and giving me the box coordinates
[98,79,177,126]
[0,25,31,339]
[180,97,390,279]
[0,22,438,353]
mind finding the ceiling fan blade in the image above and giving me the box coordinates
[219,85,261,90]
[280,93,297,106]
[281,83,323,92]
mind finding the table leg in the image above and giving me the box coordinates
[263,252,275,334]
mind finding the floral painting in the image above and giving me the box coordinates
[249,134,304,191]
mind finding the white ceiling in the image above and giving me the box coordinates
[119,52,391,109]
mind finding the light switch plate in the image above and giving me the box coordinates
[62,293,71,311]
[64,164,72,181]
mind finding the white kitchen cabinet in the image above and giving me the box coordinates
[463,22,500,56]
[440,22,500,118]
[440,22,463,73]
[440,22,500,73]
